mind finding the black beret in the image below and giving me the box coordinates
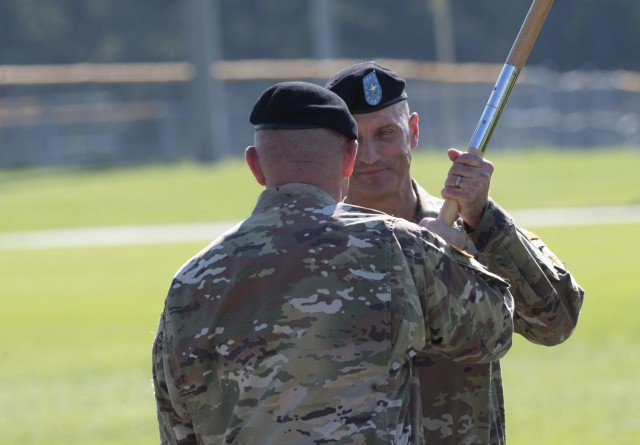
[325,61,408,114]
[250,81,358,140]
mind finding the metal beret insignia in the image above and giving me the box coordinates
[363,71,382,106]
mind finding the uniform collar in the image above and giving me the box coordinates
[252,183,337,215]
[411,179,442,222]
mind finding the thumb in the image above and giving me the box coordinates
[419,216,467,248]
[418,216,436,229]
[419,217,448,236]
[447,148,463,162]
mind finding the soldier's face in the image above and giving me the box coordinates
[350,102,418,203]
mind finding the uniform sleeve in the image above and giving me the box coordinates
[395,220,515,364]
[152,314,198,445]
[466,199,584,346]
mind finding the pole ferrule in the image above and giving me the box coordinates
[468,63,520,154]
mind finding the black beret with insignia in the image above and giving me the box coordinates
[325,61,408,114]
[250,81,358,139]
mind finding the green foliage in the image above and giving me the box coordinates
[0,0,184,63]
[1,0,640,70]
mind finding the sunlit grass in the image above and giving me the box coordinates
[1,149,639,444]
[0,243,202,445]
[1,148,638,232]
[502,223,640,445]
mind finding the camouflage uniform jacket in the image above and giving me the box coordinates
[411,180,584,445]
[152,183,515,445]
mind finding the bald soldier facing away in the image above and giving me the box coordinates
[152,81,515,444]
[326,61,584,445]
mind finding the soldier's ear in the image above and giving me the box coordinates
[341,139,358,178]
[409,112,419,149]
[245,146,266,186]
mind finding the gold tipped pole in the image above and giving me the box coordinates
[437,0,555,226]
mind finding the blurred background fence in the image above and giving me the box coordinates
[1,59,639,169]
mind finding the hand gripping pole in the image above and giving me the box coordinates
[437,0,555,226]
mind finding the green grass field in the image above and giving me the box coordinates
[1,148,639,444]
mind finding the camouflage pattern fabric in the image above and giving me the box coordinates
[411,180,584,445]
[152,183,514,445]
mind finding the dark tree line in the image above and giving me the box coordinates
[1,0,639,71]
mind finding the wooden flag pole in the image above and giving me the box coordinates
[437,0,555,226]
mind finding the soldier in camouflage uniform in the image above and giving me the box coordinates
[326,61,585,444]
[152,81,515,444]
